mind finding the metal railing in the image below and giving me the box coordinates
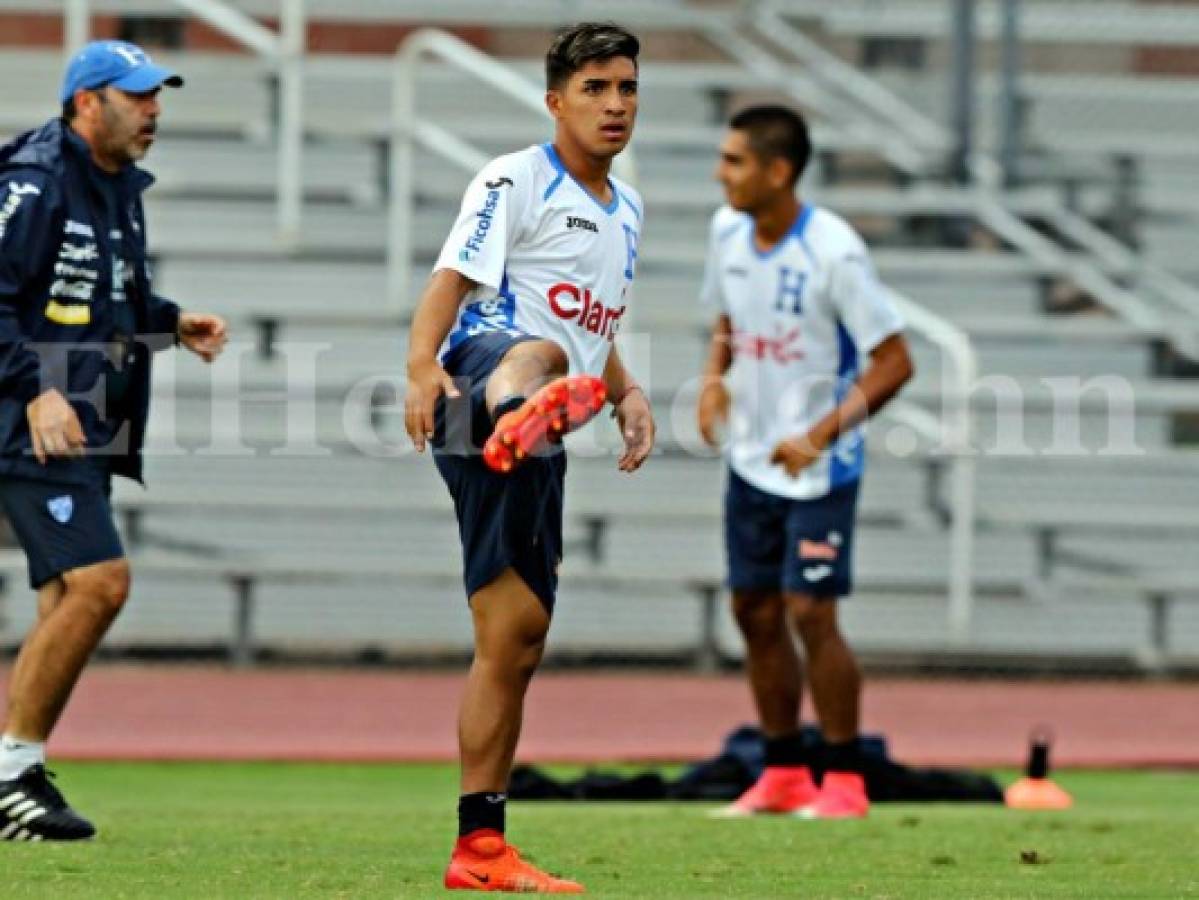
[749,4,952,159]
[63,0,305,247]
[888,293,978,641]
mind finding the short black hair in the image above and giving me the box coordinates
[545,21,640,91]
[729,105,812,186]
[61,86,112,123]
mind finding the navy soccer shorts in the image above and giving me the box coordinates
[0,468,125,589]
[432,332,565,613]
[724,468,860,599]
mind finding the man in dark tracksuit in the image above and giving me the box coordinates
[0,40,227,841]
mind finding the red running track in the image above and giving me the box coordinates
[0,665,1195,768]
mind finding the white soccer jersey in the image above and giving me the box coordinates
[434,143,642,378]
[700,204,904,501]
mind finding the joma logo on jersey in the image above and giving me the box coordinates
[566,215,598,233]
[547,282,625,341]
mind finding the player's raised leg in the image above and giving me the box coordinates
[445,568,583,893]
[788,594,868,820]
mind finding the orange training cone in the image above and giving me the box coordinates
[1005,727,1073,810]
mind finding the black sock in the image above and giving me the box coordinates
[491,395,525,423]
[764,731,809,768]
[458,791,506,837]
[823,740,861,774]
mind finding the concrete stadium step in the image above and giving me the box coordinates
[125,448,931,527]
[149,137,380,204]
[155,253,1051,329]
[159,263,1055,332]
[875,71,1199,145]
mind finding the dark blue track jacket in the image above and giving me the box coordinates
[0,118,180,484]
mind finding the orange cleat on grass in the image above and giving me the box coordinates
[796,772,870,819]
[483,375,607,474]
[709,766,819,818]
[445,830,585,893]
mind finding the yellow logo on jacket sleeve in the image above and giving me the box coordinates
[45,300,91,325]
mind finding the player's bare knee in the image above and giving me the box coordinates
[65,558,132,618]
[732,591,783,643]
[508,339,568,383]
[533,340,569,377]
[513,636,547,679]
[786,595,838,644]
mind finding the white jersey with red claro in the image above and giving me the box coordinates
[434,143,642,377]
[700,204,904,501]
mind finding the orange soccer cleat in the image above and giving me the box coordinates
[709,766,819,818]
[796,772,870,820]
[445,830,585,893]
[482,375,607,474]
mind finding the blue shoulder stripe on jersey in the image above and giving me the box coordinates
[541,143,566,201]
[716,216,745,244]
[617,187,642,222]
[749,204,814,260]
[793,204,819,269]
[792,203,815,239]
[829,321,864,488]
[540,143,620,215]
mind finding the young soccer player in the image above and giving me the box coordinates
[698,106,913,819]
[404,22,654,893]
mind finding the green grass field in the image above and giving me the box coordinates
[2,763,1196,898]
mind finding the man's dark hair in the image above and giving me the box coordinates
[545,21,640,90]
[729,105,812,186]
[61,87,110,123]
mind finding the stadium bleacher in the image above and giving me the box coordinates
[2,1,1198,672]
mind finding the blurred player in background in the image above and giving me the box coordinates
[0,41,227,841]
[404,21,653,893]
[697,106,912,820]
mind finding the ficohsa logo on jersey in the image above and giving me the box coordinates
[458,177,511,263]
[547,282,625,341]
